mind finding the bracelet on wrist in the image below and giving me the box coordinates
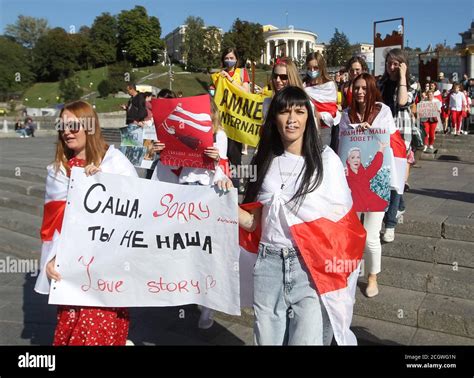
[399,84,407,87]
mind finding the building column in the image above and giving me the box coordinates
[266,41,271,65]
[467,48,474,78]
[284,39,288,57]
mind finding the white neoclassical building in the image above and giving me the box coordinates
[261,25,324,65]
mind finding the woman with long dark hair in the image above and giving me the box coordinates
[212,47,251,186]
[378,48,416,243]
[234,86,366,345]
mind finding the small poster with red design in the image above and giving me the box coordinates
[152,95,214,170]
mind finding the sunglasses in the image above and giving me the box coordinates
[57,120,83,134]
[272,73,289,81]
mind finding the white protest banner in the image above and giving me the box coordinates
[417,102,440,118]
[49,168,241,315]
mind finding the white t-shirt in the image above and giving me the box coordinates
[179,129,228,185]
[449,92,466,111]
[259,151,305,248]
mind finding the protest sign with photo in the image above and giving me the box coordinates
[152,95,214,170]
[338,124,391,212]
[211,74,269,147]
[48,168,241,315]
[119,123,157,169]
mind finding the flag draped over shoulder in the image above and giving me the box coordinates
[35,146,138,295]
[211,73,270,147]
[305,81,342,127]
[239,147,367,345]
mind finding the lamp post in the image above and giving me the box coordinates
[168,54,174,91]
[121,49,127,62]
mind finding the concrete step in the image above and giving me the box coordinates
[0,168,46,184]
[0,207,41,239]
[0,176,45,199]
[383,233,474,269]
[354,284,474,338]
[361,256,474,301]
[0,189,43,217]
[418,293,474,339]
[0,227,40,260]
[396,213,474,242]
[351,315,474,345]
[102,128,121,146]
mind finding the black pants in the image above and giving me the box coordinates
[227,138,242,188]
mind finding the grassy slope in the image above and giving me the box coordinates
[21,65,272,112]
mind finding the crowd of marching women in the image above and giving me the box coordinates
[35,46,470,346]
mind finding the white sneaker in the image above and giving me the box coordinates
[125,339,135,346]
[423,145,427,152]
[383,228,395,243]
[464,131,469,135]
[20,135,25,138]
[198,307,214,329]
[428,145,434,151]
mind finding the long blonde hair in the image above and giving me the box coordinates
[270,57,303,90]
[54,100,108,173]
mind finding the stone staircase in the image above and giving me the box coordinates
[0,133,472,345]
[351,134,474,345]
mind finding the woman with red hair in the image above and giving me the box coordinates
[338,73,407,298]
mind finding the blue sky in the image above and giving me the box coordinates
[0,0,472,48]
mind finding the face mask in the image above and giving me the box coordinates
[209,90,215,97]
[307,70,320,79]
[224,60,237,68]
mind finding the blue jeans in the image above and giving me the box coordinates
[385,190,404,228]
[253,244,333,345]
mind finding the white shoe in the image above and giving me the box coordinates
[383,228,395,243]
[198,307,214,329]
[20,135,25,138]
[125,339,135,346]
[423,145,427,152]
[428,145,434,151]
[464,131,469,135]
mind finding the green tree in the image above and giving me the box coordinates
[325,29,352,68]
[222,19,265,63]
[117,6,164,66]
[5,15,49,50]
[89,13,118,67]
[72,26,93,70]
[59,77,84,102]
[97,79,112,98]
[183,17,206,71]
[107,61,136,93]
[33,28,80,81]
[203,26,223,69]
[0,36,35,99]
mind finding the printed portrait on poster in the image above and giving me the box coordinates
[338,125,391,212]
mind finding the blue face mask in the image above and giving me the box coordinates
[224,60,237,68]
[307,70,320,79]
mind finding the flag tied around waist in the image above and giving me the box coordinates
[238,148,367,345]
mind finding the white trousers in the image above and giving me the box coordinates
[358,212,385,275]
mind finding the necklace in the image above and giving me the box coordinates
[277,154,301,190]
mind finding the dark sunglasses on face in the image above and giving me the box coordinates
[57,120,83,134]
[272,73,289,81]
